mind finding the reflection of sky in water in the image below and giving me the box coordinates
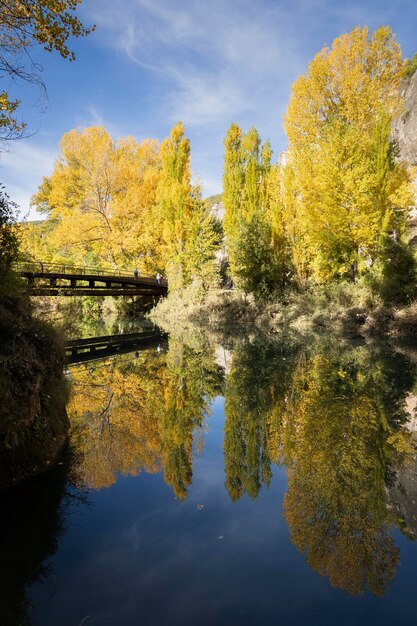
[25,395,417,626]
[4,337,417,625]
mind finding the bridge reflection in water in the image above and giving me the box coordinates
[15,261,168,297]
[66,330,168,364]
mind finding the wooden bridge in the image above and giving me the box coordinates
[66,330,167,364]
[15,262,168,296]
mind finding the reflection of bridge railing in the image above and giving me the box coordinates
[66,330,167,364]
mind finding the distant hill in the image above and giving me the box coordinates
[204,193,222,207]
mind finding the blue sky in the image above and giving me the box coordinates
[1,0,416,220]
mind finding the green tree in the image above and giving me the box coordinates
[0,185,19,295]
[223,124,291,295]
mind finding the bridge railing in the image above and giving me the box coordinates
[14,261,166,283]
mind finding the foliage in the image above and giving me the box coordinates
[283,346,415,595]
[283,26,413,288]
[29,127,162,268]
[405,52,417,77]
[222,336,416,594]
[0,0,94,142]
[25,123,219,291]
[223,124,291,295]
[156,122,219,290]
[365,235,417,304]
[0,184,20,296]
[69,335,223,497]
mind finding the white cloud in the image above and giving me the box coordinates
[0,140,57,220]
[86,0,302,132]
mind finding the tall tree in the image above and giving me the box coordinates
[223,124,291,295]
[156,122,219,290]
[284,26,413,286]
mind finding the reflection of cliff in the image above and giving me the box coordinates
[222,339,417,596]
[0,453,82,626]
[69,339,223,498]
[389,454,417,540]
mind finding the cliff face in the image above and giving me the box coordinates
[393,70,417,165]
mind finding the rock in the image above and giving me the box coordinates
[393,70,417,166]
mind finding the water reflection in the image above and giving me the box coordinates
[67,332,417,597]
[68,335,224,497]
[282,346,416,596]
[4,330,417,624]
[223,339,299,501]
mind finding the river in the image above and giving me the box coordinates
[2,320,417,625]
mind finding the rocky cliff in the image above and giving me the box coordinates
[393,69,417,165]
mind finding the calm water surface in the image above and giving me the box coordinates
[3,327,417,625]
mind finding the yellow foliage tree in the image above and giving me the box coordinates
[29,126,162,270]
[283,26,413,284]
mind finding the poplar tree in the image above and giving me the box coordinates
[223,124,291,296]
[284,26,414,288]
[156,122,219,291]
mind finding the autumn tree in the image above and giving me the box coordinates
[284,26,414,288]
[0,0,94,142]
[156,122,219,290]
[29,126,162,269]
[223,124,291,296]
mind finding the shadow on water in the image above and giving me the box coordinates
[0,449,88,626]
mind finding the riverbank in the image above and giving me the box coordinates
[150,284,417,341]
[0,296,69,489]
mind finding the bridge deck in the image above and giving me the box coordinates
[14,262,168,296]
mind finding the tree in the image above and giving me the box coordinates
[0,184,19,294]
[29,126,162,269]
[0,0,94,142]
[156,122,219,291]
[223,124,291,295]
[283,26,413,285]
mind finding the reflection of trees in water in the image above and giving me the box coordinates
[283,348,416,596]
[223,339,299,501]
[69,338,223,498]
[223,339,417,596]
[0,452,87,626]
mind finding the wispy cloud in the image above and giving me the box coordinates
[0,141,57,219]
[86,0,302,131]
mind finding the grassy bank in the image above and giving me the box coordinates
[150,283,417,341]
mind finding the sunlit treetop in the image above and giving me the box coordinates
[0,0,95,61]
[0,1,95,142]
